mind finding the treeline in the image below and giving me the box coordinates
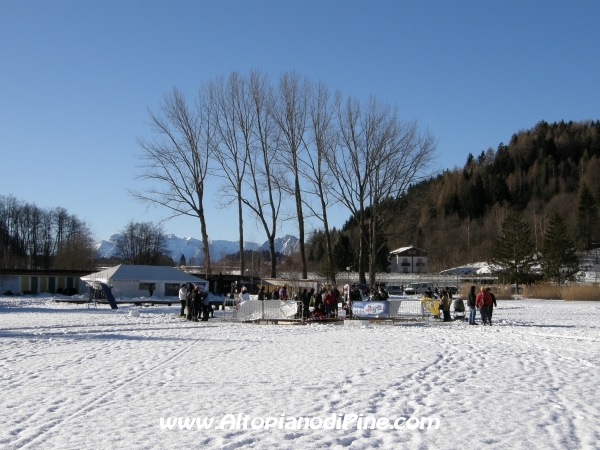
[292,226,390,276]
[299,120,600,273]
[0,195,96,270]
[388,120,600,270]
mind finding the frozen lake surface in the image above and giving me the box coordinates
[1,296,599,449]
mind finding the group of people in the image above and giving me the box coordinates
[467,286,497,325]
[366,286,390,301]
[435,287,460,322]
[256,285,288,300]
[179,281,499,325]
[178,283,211,322]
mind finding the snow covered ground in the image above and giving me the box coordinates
[1,296,599,449]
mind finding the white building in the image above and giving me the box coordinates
[389,246,428,274]
[81,265,207,298]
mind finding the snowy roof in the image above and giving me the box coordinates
[389,246,428,255]
[81,265,207,283]
[439,262,497,276]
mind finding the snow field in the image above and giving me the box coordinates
[1,297,599,449]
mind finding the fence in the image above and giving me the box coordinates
[230,298,434,323]
[351,299,428,320]
[235,300,302,321]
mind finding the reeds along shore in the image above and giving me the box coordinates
[460,283,600,301]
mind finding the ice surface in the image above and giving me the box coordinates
[1,296,599,449]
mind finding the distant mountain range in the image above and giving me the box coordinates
[94,233,299,262]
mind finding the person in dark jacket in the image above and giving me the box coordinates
[191,286,202,322]
[375,287,389,301]
[301,288,310,318]
[201,290,210,321]
[186,283,194,321]
[467,285,477,325]
[258,286,266,300]
[486,287,497,324]
[314,288,324,311]
[440,289,451,322]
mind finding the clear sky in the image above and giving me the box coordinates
[1,0,598,244]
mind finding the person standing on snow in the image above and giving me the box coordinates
[476,287,493,325]
[324,288,337,317]
[240,286,250,301]
[279,284,288,301]
[258,286,266,300]
[201,290,211,321]
[440,289,451,322]
[186,283,194,321]
[486,287,497,325]
[178,284,187,318]
[467,286,477,325]
[191,285,202,322]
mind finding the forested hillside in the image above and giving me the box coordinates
[304,120,600,273]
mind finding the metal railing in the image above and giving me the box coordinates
[235,300,303,322]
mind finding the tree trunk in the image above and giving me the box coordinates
[358,218,367,284]
[237,193,245,277]
[269,236,276,278]
[319,195,335,285]
[294,177,308,279]
[199,212,211,277]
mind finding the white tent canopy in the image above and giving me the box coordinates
[81,264,208,298]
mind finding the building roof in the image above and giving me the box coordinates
[389,246,428,255]
[439,262,496,276]
[81,265,206,283]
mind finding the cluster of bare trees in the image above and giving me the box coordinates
[0,195,96,270]
[132,71,436,284]
[114,220,172,266]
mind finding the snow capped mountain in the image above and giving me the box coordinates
[94,234,122,259]
[259,234,300,255]
[94,233,298,262]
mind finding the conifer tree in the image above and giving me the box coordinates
[332,234,355,271]
[179,254,186,267]
[541,211,579,285]
[492,212,535,292]
[577,184,598,251]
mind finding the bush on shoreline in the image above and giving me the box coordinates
[460,283,600,301]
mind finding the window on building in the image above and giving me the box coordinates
[165,283,180,296]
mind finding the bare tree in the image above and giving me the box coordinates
[53,218,96,270]
[269,71,310,278]
[131,87,214,276]
[242,70,288,278]
[114,220,170,265]
[300,80,338,283]
[210,72,254,277]
[327,94,436,285]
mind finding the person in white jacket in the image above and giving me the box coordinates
[240,286,250,301]
[178,284,187,318]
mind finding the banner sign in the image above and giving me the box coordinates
[352,301,389,317]
[421,298,439,316]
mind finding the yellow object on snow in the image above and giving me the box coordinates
[421,297,440,316]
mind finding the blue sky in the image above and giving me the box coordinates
[1,0,598,244]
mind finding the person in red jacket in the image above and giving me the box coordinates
[475,287,493,325]
[324,288,336,317]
